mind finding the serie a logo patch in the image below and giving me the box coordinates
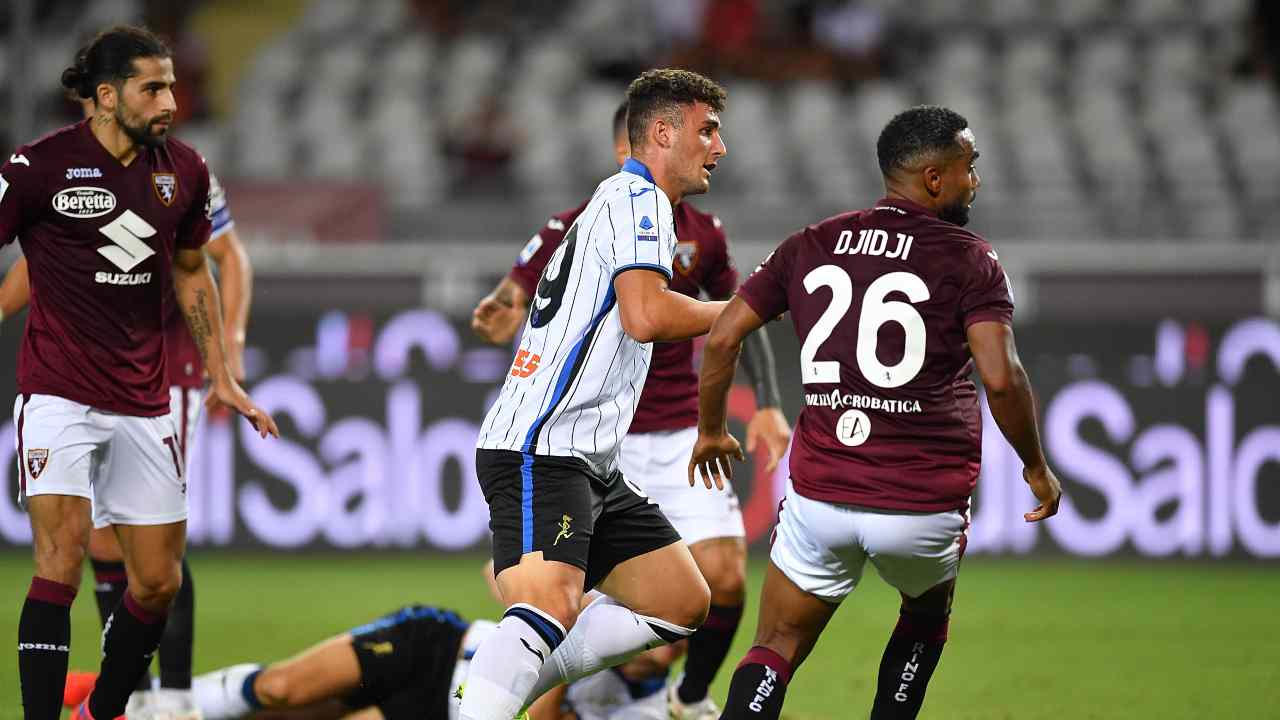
[26,448,48,479]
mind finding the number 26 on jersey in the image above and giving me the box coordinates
[801,266,930,389]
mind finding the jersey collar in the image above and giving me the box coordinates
[621,157,654,184]
[875,196,937,218]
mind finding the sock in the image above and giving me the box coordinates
[525,595,695,708]
[88,592,168,720]
[89,559,151,692]
[191,663,261,720]
[159,558,195,689]
[720,646,793,719]
[459,604,565,720]
[18,577,76,720]
[90,560,128,627]
[677,602,744,704]
[869,611,949,719]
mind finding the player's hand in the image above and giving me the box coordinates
[208,378,279,439]
[1022,464,1062,522]
[745,406,791,473]
[688,430,744,491]
[471,296,507,342]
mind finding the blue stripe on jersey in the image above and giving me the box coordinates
[519,285,618,454]
[518,286,618,549]
[211,206,233,234]
[621,158,654,183]
[349,605,466,637]
[613,262,672,281]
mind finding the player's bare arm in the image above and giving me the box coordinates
[204,227,252,381]
[0,255,30,322]
[172,247,278,438]
[967,320,1061,521]
[471,274,529,345]
[734,317,791,472]
[689,296,767,489]
[614,268,727,343]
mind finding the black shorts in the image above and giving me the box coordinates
[343,605,468,720]
[477,449,682,591]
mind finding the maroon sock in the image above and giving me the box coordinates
[89,593,167,719]
[89,559,151,692]
[720,646,793,719]
[678,602,744,704]
[870,611,949,719]
[18,577,76,720]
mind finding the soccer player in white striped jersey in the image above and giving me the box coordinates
[464,69,732,720]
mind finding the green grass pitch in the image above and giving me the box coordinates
[0,551,1276,719]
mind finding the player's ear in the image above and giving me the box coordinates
[923,164,944,198]
[653,116,673,150]
[95,82,116,112]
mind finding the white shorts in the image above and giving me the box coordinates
[770,480,968,602]
[618,426,745,546]
[14,393,187,529]
[169,385,206,462]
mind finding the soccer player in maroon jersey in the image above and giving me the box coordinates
[690,106,1063,719]
[1,93,253,718]
[473,102,791,719]
[0,26,278,720]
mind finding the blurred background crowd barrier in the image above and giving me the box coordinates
[1,0,1277,557]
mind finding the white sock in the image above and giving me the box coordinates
[191,663,261,719]
[459,603,566,720]
[524,596,695,707]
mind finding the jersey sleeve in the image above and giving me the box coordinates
[509,215,569,296]
[176,157,213,250]
[0,148,43,249]
[701,214,739,298]
[960,242,1015,328]
[737,229,802,320]
[207,171,234,241]
[607,184,673,279]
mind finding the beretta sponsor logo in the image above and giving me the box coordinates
[52,186,116,219]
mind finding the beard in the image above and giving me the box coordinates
[117,109,168,148]
[938,195,972,226]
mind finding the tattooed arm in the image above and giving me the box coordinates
[172,248,278,438]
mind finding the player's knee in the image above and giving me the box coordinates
[127,567,182,611]
[667,574,711,630]
[507,582,582,631]
[706,560,747,604]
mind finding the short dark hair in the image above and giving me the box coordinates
[61,25,171,102]
[625,69,727,150]
[613,101,629,141]
[876,105,970,176]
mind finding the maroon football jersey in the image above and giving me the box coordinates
[738,197,1014,512]
[0,120,212,415]
[509,199,736,434]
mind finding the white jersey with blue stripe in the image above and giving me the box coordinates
[207,171,234,240]
[477,159,676,476]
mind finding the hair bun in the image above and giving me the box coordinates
[60,64,92,99]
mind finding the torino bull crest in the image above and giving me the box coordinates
[152,172,177,206]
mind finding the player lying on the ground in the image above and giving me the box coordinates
[63,599,683,720]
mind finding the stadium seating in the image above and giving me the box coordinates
[5,0,1273,242]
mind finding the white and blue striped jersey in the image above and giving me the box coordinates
[477,159,676,476]
[207,171,234,240]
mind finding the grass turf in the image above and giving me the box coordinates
[0,551,1275,719]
